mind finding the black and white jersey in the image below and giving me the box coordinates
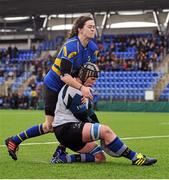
[52,84,99,128]
[52,84,88,127]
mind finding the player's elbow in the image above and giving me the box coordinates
[60,74,71,83]
[100,125,116,144]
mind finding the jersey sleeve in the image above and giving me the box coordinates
[62,86,99,123]
[68,94,90,122]
[63,88,91,122]
[88,109,99,123]
[59,40,78,63]
[52,39,78,76]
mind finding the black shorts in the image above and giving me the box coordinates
[54,122,86,152]
[44,85,58,116]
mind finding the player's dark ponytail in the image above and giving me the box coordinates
[68,16,93,39]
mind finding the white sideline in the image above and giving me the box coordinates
[121,135,169,140]
[1,134,169,147]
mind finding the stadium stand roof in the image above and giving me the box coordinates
[1,0,169,35]
[0,0,169,16]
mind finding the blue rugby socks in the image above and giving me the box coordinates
[12,124,44,145]
[67,153,95,163]
[107,136,137,161]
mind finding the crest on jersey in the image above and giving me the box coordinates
[88,56,91,61]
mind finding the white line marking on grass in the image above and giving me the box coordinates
[1,135,169,147]
[0,141,58,147]
[121,135,169,140]
[160,122,169,125]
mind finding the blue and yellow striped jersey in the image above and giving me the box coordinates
[44,36,98,92]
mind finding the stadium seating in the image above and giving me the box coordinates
[11,72,32,92]
[159,83,169,101]
[23,86,32,97]
[0,77,5,85]
[94,71,163,100]
[37,36,64,51]
[0,33,168,109]
[97,33,164,71]
[11,50,37,62]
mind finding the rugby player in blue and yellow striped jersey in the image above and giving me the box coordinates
[5,16,99,161]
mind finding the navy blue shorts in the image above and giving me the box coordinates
[54,122,86,152]
[44,85,58,116]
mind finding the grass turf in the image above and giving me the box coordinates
[0,110,169,179]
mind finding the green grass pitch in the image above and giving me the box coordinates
[0,110,169,179]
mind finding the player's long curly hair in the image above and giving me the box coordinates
[68,16,93,39]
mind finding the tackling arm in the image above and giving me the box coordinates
[66,93,99,123]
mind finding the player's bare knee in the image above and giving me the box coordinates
[43,122,53,133]
[95,152,106,162]
[43,116,54,133]
[101,125,112,137]
[101,125,116,142]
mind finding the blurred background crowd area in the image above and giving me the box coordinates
[0,32,168,109]
[1,3,169,109]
